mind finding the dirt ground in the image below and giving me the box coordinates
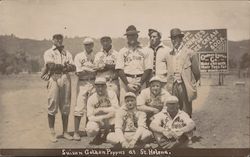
[0,73,249,148]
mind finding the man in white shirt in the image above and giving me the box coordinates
[73,37,98,141]
[150,96,195,148]
[146,29,172,92]
[86,77,119,145]
[115,25,152,106]
[42,34,76,142]
[94,36,119,98]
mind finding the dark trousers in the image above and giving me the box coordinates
[172,82,192,117]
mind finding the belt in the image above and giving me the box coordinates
[53,71,67,75]
[78,77,95,81]
[125,73,143,78]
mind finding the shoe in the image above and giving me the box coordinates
[89,134,103,145]
[73,133,81,141]
[50,133,58,143]
[113,143,122,149]
[63,132,73,140]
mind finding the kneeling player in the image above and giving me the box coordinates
[150,96,195,148]
[107,92,152,148]
[86,77,119,145]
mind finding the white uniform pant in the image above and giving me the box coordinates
[86,118,115,137]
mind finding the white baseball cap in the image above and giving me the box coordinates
[83,37,94,45]
[149,76,163,83]
[166,96,179,104]
[94,77,106,85]
[124,92,136,99]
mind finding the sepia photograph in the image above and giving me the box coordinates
[0,0,249,156]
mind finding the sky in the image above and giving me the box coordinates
[0,0,249,41]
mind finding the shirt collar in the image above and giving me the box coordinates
[149,41,164,50]
[163,109,181,120]
[173,43,184,53]
[101,47,113,55]
[127,42,142,50]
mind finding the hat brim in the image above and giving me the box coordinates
[124,31,140,36]
[169,33,184,38]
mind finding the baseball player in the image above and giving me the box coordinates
[146,29,172,93]
[137,76,171,127]
[42,34,76,142]
[150,96,195,148]
[106,92,152,148]
[94,36,120,98]
[115,25,152,106]
[168,28,200,117]
[73,37,97,141]
[86,77,119,145]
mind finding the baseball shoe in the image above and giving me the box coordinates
[73,133,81,141]
[63,132,73,140]
[50,133,58,143]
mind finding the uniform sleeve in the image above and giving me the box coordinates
[179,112,195,133]
[115,109,125,130]
[115,49,125,70]
[74,54,83,72]
[136,89,146,107]
[44,50,54,64]
[137,111,147,129]
[110,91,120,109]
[151,112,165,126]
[143,48,153,70]
[67,52,74,64]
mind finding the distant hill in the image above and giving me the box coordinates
[0,34,249,68]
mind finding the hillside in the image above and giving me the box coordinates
[0,34,249,69]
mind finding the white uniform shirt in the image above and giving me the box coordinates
[87,90,119,121]
[44,45,73,65]
[146,42,171,76]
[115,45,153,75]
[94,48,118,79]
[137,88,171,111]
[152,109,195,135]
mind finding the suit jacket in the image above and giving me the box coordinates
[168,46,200,102]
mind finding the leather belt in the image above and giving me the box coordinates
[125,73,143,78]
[78,77,95,81]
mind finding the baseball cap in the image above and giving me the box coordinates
[124,92,136,99]
[94,77,106,85]
[83,37,94,45]
[166,96,179,104]
[149,76,163,83]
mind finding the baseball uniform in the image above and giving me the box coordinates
[106,105,152,146]
[86,89,119,137]
[94,49,120,98]
[115,45,153,105]
[137,87,171,126]
[44,45,74,115]
[150,109,195,148]
[74,51,96,117]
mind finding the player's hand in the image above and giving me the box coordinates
[121,141,129,148]
[127,83,137,92]
[152,108,160,114]
[163,130,172,139]
[134,83,142,92]
[128,139,137,148]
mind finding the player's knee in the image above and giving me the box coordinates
[106,132,119,145]
[86,122,100,137]
[141,129,153,142]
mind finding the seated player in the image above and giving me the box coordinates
[86,77,119,145]
[137,76,171,127]
[150,96,195,148]
[106,92,152,148]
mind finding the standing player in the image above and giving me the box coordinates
[86,77,119,145]
[168,28,200,117]
[94,36,119,98]
[146,29,172,92]
[42,34,76,142]
[73,37,97,141]
[106,92,152,148]
[115,25,152,105]
[137,76,171,127]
